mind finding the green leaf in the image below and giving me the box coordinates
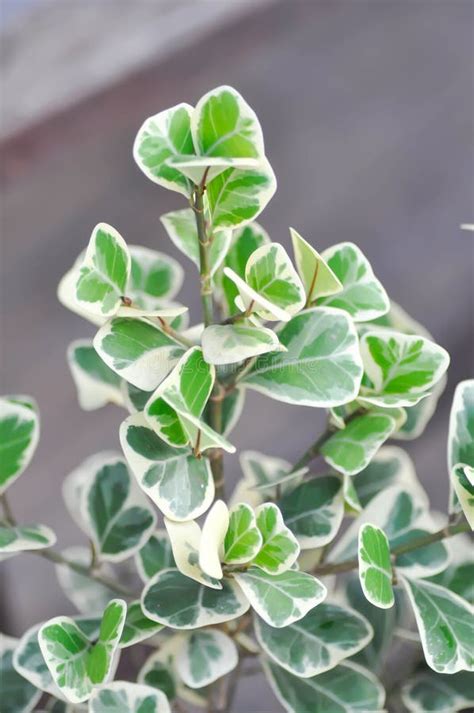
[279,476,344,549]
[1,635,41,713]
[358,524,394,609]
[448,379,474,525]
[128,244,183,307]
[402,670,474,713]
[221,222,270,312]
[359,330,450,407]
[38,599,127,703]
[80,453,156,562]
[255,602,373,678]
[223,503,262,565]
[144,347,235,454]
[176,629,238,689]
[55,546,117,614]
[192,85,264,158]
[290,228,342,303]
[239,450,306,496]
[320,242,389,321]
[243,307,363,407]
[240,243,306,320]
[164,516,223,589]
[0,523,56,554]
[365,301,447,440]
[234,567,326,628]
[401,575,474,673]
[321,413,397,476]
[67,339,124,411]
[353,446,426,508]
[263,659,385,713]
[0,396,39,495]
[75,223,131,317]
[120,413,214,521]
[135,529,176,582]
[202,323,284,365]
[94,317,185,392]
[89,680,171,713]
[141,568,249,629]
[331,486,449,578]
[252,503,300,575]
[13,617,100,699]
[160,208,231,276]
[206,158,277,230]
[119,601,163,648]
[133,103,195,196]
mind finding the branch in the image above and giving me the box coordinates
[312,521,470,577]
[34,548,136,598]
[192,178,225,497]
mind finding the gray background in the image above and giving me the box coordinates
[1,1,473,710]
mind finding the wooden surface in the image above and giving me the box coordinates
[1,1,473,709]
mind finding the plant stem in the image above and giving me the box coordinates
[157,318,194,348]
[312,521,470,577]
[0,494,16,525]
[193,186,214,327]
[34,548,135,598]
[192,179,225,497]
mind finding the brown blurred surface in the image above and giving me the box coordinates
[1,1,473,710]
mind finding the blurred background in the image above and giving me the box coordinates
[1,0,473,710]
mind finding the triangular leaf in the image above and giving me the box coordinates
[75,223,130,317]
[320,242,389,322]
[135,529,176,582]
[353,446,426,509]
[290,228,342,302]
[234,567,326,627]
[243,307,363,407]
[359,330,449,408]
[321,412,397,476]
[128,244,183,307]
[401,575,474,673]
[252,503,300,575]
[120,413,214,521]
[206,158,277,230]
[240,450,306,496]
[221,221,270,313]
[263,659,385,713]
[142,568,249,629]
[202,323,284,365]
[192,85,264,159]
[38,599,127,703]
[255,602,373,678]
[223,503,262,565]
[94,317,185,392]
[133,103,195,196]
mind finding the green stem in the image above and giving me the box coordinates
[0,494,16,525]
[193,186,214,327]
[192,179,225,497]
[313,521,470,577]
